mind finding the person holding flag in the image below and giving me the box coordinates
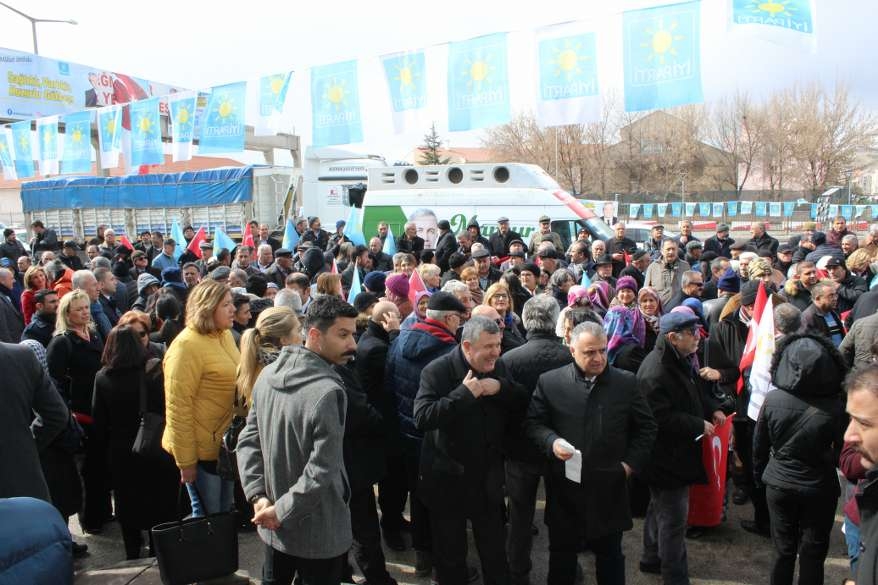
[302,217,331,251]
[606,222,638,278]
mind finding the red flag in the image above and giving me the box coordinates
[119,235,134,251]
[408,269,427,307]
[623,250,632,267]
[688,416,734,527]
[242,222,255,248]
[186,226,207,259]
[737,281,768,394]
[331,258,339,274]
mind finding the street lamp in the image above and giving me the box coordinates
[0,2,77,55]
[844,168,854,206]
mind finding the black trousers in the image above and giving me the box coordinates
[547,529,624,585]
[735,419,769,526]
[262,545,346,585]
[402,437,431,552]
[430,491,509,585]
[766,487,837,585]
[350,487,395,585]
[77,424,112,530]
[378,453,408,534]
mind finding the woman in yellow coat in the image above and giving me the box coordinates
[162,279,240,516]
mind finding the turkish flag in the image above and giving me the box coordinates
[242,222,255,248]
[408,269,427,307]
[331,258,339,274]
[688,416,733,527]
[186,226,207,259]
[118,235,135,251]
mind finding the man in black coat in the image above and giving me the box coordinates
[433,220,458,273]
[664,270,704,312]
[637,312,724,583]
[301,217,332,251]
[488,217,523,258]
[527,321,656,585]
[605,222,638,278]
[499,295,574,585]
[801,281,845,346]
[618,250,649,291]
[355,302,408,552]
[414,316,526,585]
[369,237,393,273]
[703,223,734,259]
[0,228,26,268]
[747,222,780,258]
[397,222,425,258]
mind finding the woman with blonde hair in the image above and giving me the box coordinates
[236,307,302,404]
[46,289,107,532]
[484,282,526,345]
[316,272,343,299]
[162,279,240,517]
[22,265,50,325]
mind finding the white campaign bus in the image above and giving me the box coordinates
[356,163,613,250]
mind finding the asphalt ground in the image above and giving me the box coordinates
[72,480,852,584]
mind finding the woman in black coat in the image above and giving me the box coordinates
[46,289,107,532]
[753,334,847,585]
[91,325,179,559]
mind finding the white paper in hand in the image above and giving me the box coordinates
[565,449,583,483]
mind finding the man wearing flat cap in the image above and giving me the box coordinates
[637,312,725,584]
[528,216,563,256]
[434,219,458,274]
[473,248,502,291]
[704,224,735,259]
[489,217,524,258]
[266,247,295,290]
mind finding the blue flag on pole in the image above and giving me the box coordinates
[130,97,163,166]
[61,110,93,174]
[282,218,299,250]
[200,82,247,154]
[348,267,362,305]
[97,105,122,168]
[642,204,654,219]
[343,206,366,246]
[731,0,814,35]
[727,201,738,216]
[698,202,710,216]
[783,201,796,217]
[260,72,292,117]
[168,93,197,162]
[10,121,34,178]
[311,60,363,147]
[37,116,59,175]
[580,270,591,288]
[214,227,237,256]
[755,202,767,216]
[448,32,511,131]
[671,202,682,217]
[623,1,703,112]
[170,219,186,260]
[0,129,16,180]
[383,226,397,255]
[382,51,427,113]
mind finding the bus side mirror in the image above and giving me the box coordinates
[344,183,367,209]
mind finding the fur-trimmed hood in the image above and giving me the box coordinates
[770,332,847,397]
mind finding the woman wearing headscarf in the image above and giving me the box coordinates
[383,273,413,319]
[555,285,601,340]
[637,286,663,353]
[603,304,646,374]
[609,275,639,310]
[588,280,614,317]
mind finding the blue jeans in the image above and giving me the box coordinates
[185,462,234,517]
[844,515,860,576]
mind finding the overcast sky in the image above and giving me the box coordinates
[2,0,876,162]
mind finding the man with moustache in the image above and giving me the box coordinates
[415,316,526,585]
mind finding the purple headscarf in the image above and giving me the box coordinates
[589,281,612,315]
[603,305,646,364]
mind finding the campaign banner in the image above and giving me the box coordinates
[60,110,93,174]
[534,23,600,127]
[10,120,35,178]
[310,60,363,147]
[688,416,733,527]
[698,202,710,216]
[447,33,511,132]
[0,47,184,121]
[199,82,246,154]
[623,1,703,112]
[381,50,428,134]
[36,115,59,175]
[168,92,196,162]
[129,97,163,166]
[783,201,796,217]
[97,105,122,169]
[0,128,15,180]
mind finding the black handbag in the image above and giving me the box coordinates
[151,484,239,585]
[217,392,248,481]
[131,363,166,459]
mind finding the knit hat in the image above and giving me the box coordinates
[615,275,638,293]
[363,271,387,295]
[716,267,740,293]
[385,273,409,298]
[353,292,378,314]
[136,273,160,295]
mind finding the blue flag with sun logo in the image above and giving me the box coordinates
[731,0,814,36]
[260,72,292,117]
[200,82,247,154]
[447,32,511,132]
[310,60,363,147]
[129,97,163,166]
[10,120,35,179]
[36,116,59,176]
[0,129,16,180]
[535,25,600,127]
[381,51,427,134]
[97,105,122,169]
[622,0,703,112]
[169,92,197,162]
[61,110,93,174]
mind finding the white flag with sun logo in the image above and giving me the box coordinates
[729,0,817,49]
[534,23,601,127]
[36,116,60,176]
[168,91,197,162]
[254,72,292,136]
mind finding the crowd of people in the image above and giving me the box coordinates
[4,212,878,585]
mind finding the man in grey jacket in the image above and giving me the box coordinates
[237,296,359,585]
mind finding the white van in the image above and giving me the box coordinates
[357,163,613,250]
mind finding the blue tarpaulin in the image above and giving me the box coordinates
[20,166,255,212]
